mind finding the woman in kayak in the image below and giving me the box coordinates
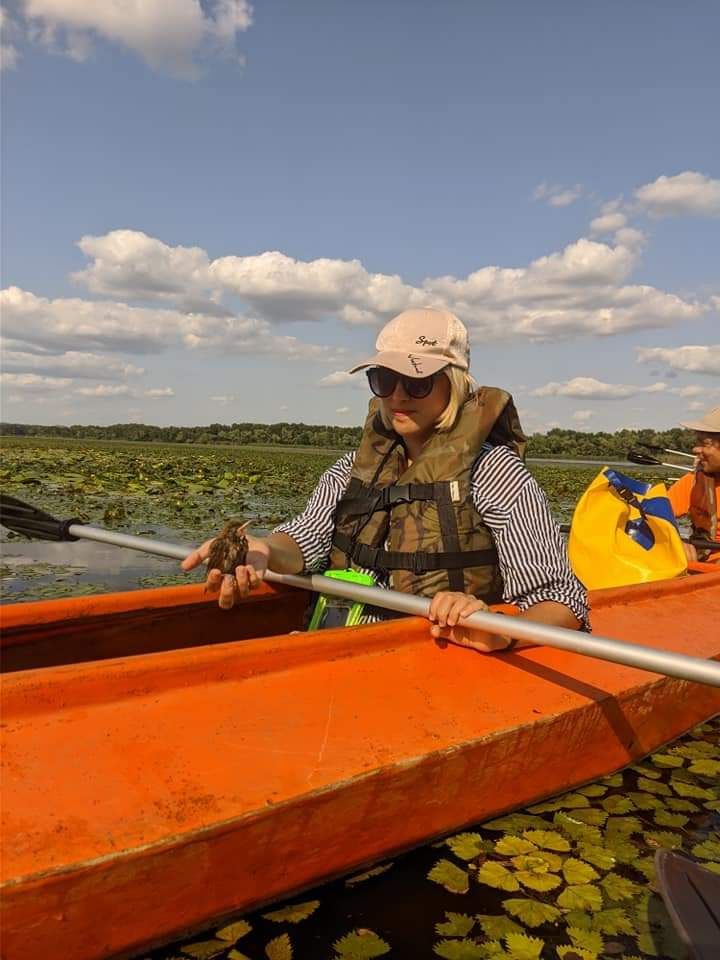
[183,308,588,651]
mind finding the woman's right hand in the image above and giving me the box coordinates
[182,534,271,609]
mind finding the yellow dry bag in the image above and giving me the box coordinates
[568,468,687,589]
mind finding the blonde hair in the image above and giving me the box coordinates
[378,366,478,433]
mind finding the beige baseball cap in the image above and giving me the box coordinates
[348,307,470,378]
[680,406,720,433]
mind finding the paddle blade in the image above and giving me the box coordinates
[654,850,720,960]
[0,494,79,542]
[627,448,662,466]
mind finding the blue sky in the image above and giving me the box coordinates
[1,0,718,433]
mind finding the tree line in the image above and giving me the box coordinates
[0,420,697,458]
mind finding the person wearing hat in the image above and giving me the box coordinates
[183,308,588,651]
[667,406,720,564]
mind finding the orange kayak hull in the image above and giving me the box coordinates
[2,572,720,960]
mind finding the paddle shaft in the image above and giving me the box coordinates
[62,522,720,688]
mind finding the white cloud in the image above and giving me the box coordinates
[0,286,343,361]
[210,250,422,325]
[73,230,213,301]
[319,371,357,387]
[335,406,350,415]
[144,387,175,398]
[0,372,72,391]
[687,400,706,411]
[590,212,627,235]
[70,228,706,344]
[74,384,132,397]
[635,171,720,218]
[531,377,668,399]
[1,286,178,353]
[670,385,705,397]
[636,345,720,376]
[1,6,20,69]
[0,348,144,379]
[21,0,253,77]
[209,394,236,405]
[572,410,594,422]
[533,183,583,207]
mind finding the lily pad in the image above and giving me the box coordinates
[600,873,642,902]
[515,870,562,892]
[345,863,394,885]
[262,901,319,923]
[333,929,390,958]
[589,908,635,935]
[265,933,292,960]
[448,833,494,860]
[671,779,714,799]
[628,792,663,811]
[570,809,608,826]
[428,860,470,894]
[476,861,520,892]
[476,916,525,940]
[649,753,684,768]
[216,920,252,942]
[522,829,571,852]
[504,932,544,960]
[557,884,603,912]
[495,836,538,856]
[182,942,227,959]
[577,845,616,871]
[435,913,476,937]
[567,926,604,954]
[562,858,600,885]
[433,939,485,960]
[503,899,561,928]
[691,838,720,861]
[636,777,671,796]
[483,815,549,833]
[643,831,684,850]
[605,816,642,836]
[556,947,596,960]
[653,810,689,828]
[601,796,635,815]
[577,784,608,798]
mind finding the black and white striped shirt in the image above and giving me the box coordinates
[274,444,589,626]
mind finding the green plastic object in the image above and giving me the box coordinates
[307,569,377,631]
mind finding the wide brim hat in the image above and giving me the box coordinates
[348,307,470,378]
[679,406,720,433]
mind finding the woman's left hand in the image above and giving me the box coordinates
[428,591,511,653]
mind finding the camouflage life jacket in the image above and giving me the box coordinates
[690,470,718,542]
[330,387,527,601]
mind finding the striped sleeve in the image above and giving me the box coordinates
[470,445,590,627]
[272,452,355,573]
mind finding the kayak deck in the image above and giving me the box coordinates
[2,572,720,960]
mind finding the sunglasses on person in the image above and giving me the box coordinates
[366,366,441,400]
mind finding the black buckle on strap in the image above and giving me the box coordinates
[377,484,411,509]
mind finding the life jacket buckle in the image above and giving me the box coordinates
[378,485,410,509]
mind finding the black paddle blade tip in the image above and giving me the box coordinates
[0,493,79,542]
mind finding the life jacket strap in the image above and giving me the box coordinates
[332,532,497,574]
[336,482,439,518]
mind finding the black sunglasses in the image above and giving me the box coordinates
[366,367,439,400]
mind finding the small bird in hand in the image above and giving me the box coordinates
[206,520,252,574]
